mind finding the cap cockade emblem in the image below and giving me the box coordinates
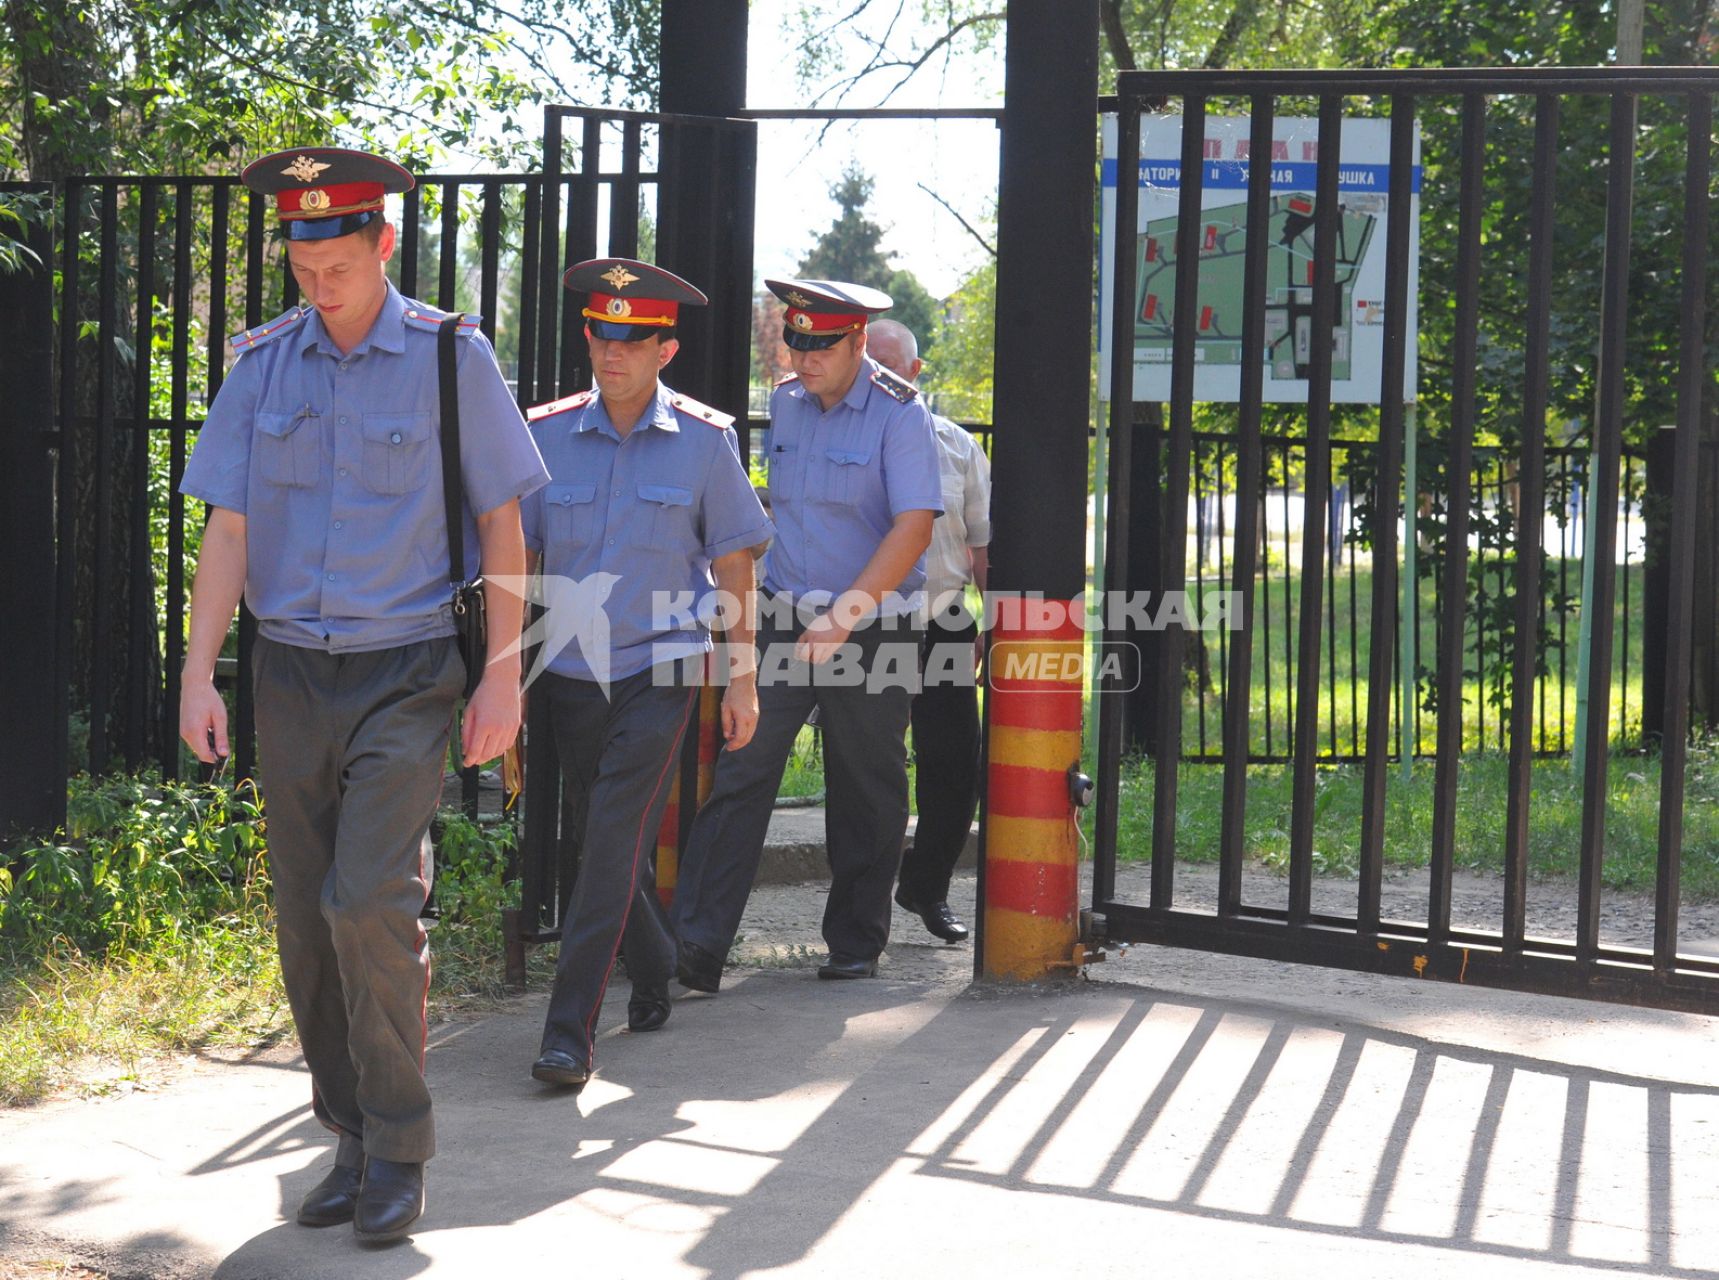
[790,311,813,330]
[600,265,641,290]
[282,155,332,183]
[606,297,633,317]
[300,189,331,211]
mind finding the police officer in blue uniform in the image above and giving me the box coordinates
[521,258,772,1091]
[178,148,549,1243]
[671,279,943,986]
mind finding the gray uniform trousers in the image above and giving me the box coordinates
[539,668,696,1066]
[672,612,922,963]
[254,634,464,1167]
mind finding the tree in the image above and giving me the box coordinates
[797,164,940,354]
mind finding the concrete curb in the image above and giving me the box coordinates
[756,806,976,884]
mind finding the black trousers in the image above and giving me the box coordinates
[900,613,980,904]
[672,613,921,963]
[253,635,464,1166]
[539,668,696,1067]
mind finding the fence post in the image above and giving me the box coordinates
[0,184,65,840]
[1641,424,1674,746]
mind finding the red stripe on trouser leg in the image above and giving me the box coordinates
[985,856,1079,917]
[583,685,699,1055]
[986,763,1073,820]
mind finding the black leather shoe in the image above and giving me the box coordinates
[817,955,878,980]
[628,983,671,1032]
[353,1158,423,1243]
[531,1048,591,1090]
[895,887,971,944]
[296,1161,362,1227]
[675,939,724,993]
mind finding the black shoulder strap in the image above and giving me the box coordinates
[438,313,465,586]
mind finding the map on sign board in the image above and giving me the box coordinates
[1098,116,1420,405]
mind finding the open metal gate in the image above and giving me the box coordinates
[1092,67,1719,1014]
[514,105,757,954]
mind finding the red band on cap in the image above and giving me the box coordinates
[277,181,386,220]
[583,292,679,326]
[784,307,868,337]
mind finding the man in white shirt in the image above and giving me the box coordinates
[865,319,990,944]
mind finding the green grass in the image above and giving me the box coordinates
[0,778,530,1107]
[1177,555,1645,762]
[1099,746,1719,898]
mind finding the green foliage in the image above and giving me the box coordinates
[1,774,268,959]
[0,188,47,273]
[0,0,662,181]
[797,164,941,356]
[923,251,996,422]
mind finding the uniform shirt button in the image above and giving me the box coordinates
[339,415,349,425]
[390,432,402,444]
[338,467,349,477]
[607,539,616,547]
[327,573,336,581]
[613,489,621,497]
[332,520,343,530]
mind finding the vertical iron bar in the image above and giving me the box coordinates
[518,177,542,405]
[400,184,421,300]
[1653,90,1708,971]
[1215,434,1229,745]
[1560,449,1570,750]
[1260,480,1274,757]
[235,191,265,783]
[1346,446,1359,757]
[1325,446,1338,758]
[1218,94,1275,913]
[439,181,460,311]
[128,182,157,772]
[1427,94,1487,945]
[55,183,82,784]
[1286,96,1343,925]
[1149,92,1206,911]
[1283,450,1293,739]
[479,182,501,346]
[1092,94,1140,910]
[1194,440,1208,756]
[1621,457,1631,739]
[164,182,193,779]
[1576,91,1637,963]
[536,107,565,403]
[90,184,120,775]
[1505,94,1559,953]
[611,119,643,257]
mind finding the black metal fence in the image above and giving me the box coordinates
[34,108,743,812]
[1175,432,1650,762]
[1094,67,1719,1013]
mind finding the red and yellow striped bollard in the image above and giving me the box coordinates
[982,598,1084,980]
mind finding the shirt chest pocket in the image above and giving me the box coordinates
[543,482,598,548]
[636,483,695,548]
[361,411,433,496]
[816,446,873,505]
[256,409,320,488]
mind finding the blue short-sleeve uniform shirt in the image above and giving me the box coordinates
[520,381,774,683]
[180,283,550,653]
[761,354,943,615]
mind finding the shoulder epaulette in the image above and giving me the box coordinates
[401,305,484,337]
[669,392,735,429]
[773,371,800,387]
[526,389,596,422]
[870,366,919,404]
[229,307,309,354]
